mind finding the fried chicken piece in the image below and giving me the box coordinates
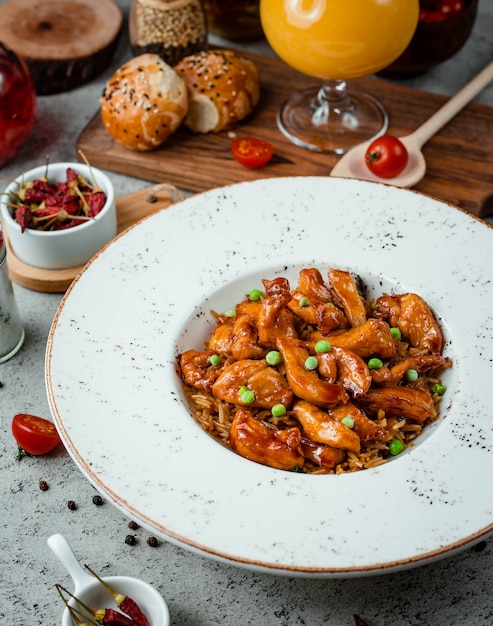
[300,437,345,469]
[316,349,338,381]
[208,315,234,354]
[297,268,332,302]
[356,386,434,424]
[328,268,367,328]
[323,318,397,360]
[228,409,304,470]
[370,354,453,385]
[293,400,361,451]
[257,277,298,348]
[230,312,264,360]
[276,337,348,407]
[180,349,225,392]
[288,291,345,334]
[374,292,444,354]
[212,359,293,409]
[332,346,372,398]
[328,402,388,442]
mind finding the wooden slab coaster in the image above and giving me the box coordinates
[6,185,180,293]
[0,0,123,94]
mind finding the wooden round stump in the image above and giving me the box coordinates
[0,0,123,95]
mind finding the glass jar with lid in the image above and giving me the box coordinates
[0,231,24,363]
[129,0,208,66]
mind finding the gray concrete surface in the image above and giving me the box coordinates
[1,1,492,624]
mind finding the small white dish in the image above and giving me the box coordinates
[48,533,170,626]
[0,162,116,269]
[46,176,493,577]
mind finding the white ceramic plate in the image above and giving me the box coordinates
[46,177,493,577]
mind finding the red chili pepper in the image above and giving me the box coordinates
[66,167,79,183]
[86,191,106,217]
[354,615,370,626]
[85,564,151,626]
[31,178,52,193]
[95,608,136,626]
[14,204,31,232]
[24,187,52,203]
[56,584,136,626]
[31,206,60,218]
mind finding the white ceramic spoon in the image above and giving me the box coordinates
[330,60,493,188]
[48,533,170,626]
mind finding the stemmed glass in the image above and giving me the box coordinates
[260,0,419,154]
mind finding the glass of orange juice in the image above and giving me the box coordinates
[260,0,419,153]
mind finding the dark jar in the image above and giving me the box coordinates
[129,0,208,66]
[203,0,262,42]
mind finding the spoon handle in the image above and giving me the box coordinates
[47,533,94,593]
[411,60,493,148]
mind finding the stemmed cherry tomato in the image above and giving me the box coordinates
[12,413,62,455]
[365,135,409,179]
[231,136,274,169]
[419,0,466,22]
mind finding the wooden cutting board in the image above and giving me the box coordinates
[77,49,493,219]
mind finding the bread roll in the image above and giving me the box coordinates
[100,53,188,151]
[174,49,260,133]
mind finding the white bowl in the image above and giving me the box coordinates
[0,162,117,270]
[46,177,493,577]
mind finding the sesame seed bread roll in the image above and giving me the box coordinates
[100,53,188,151]
[174,49,260,133]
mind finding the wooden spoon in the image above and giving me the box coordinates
[330,60,493,188]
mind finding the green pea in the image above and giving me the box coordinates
[300,297,309,307]
[266,350,282,366]
[368,357,383,370]
[239,385,247,394]
[406,368,418,382]
[305,356,319,370]
[271,404,287,417]
[224,309,236,317]
[389,439,404,456]
[249,289,262,302]
[390,327,402,340]
[240,389,255,404]
[209,354,221,366]
[315,340,331,353]
[341,416,354,429]
[432,383,446,395]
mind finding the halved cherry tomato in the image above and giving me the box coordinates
[231,136,274,169]
[365,135,409,179]
[12,413,62,455]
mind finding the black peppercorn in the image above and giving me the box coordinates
[92,495,103,506]
[128,520,139,530]
[146,536,159,548]
[39,480,49,491]
[125,534,137,546]
[67,500,77,510]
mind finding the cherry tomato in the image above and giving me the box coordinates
[438,0,465,17]
[231,136,274,169]
[419,0,465,21]
[419,7,447,22]
[365,135,409,179]
[12,413,62,455]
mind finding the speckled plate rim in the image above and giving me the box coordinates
[45,176,493,577]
